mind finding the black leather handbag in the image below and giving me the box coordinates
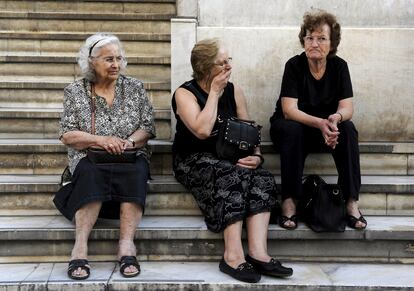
[87,84,137,164]
[299,175,346,232]
[216,117,262,163]
[87,148,137,164]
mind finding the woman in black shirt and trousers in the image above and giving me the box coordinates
[269,10,367,230]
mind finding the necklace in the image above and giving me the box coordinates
[310,66,326,80]
[309,60,326,80]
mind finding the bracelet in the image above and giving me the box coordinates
[127,137,135,147]
[336,112,343,123]
[251,154,264,165]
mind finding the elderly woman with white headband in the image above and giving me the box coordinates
[54,32,155,280]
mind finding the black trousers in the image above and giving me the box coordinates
[269,119,361,201]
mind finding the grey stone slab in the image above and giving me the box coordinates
[0,31,171,41]
[22,263,53,281]
[0,215,413,241]
[323,263,414,288]
[19,263,53,291]
[0,261,413,290]
[0,263,39,282]
[109,261,331,288]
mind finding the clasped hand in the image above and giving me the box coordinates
[320,116,340,149]
[236,155,262,169]
[97,136,132,154]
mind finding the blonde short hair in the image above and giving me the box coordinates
[191,38,220,81]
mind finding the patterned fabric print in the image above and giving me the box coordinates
[59,75,156,173]
[173,152,278,233]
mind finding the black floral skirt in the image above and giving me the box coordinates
[173,152,278,233]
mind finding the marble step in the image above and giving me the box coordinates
[0,76,171,108]
[0,108,172,139]
[0,54,171,80]
[0,31,171,54]
[1,174,414,216]
[0,11,172,34]
[0,261,413,291]
[0,75,170,89]
[0,215,413,263]
[0,139,413,176]
[0,31,171,55]
[0,0,176,14]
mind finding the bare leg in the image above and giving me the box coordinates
[281,198,297,228]
[246,212,271,262]
[347,198,367,229]
[223,221,245,268]
[70,201,102,278]
[117,202,143,275]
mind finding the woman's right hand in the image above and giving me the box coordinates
[210,68,231,97]
[97,136,127,154]
[319,119,339,149]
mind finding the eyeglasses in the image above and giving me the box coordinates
[93,56,125,64]
[304,36,330,44]
[214,57,232,67]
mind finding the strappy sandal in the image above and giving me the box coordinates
[119,256,141,278]
[347,211,367,230]
[279,215,298,230]
[68,259,90,280]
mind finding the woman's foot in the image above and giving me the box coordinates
[245,255,293,278]
[69,242,89,279]
[118,239,140,277]
[119,256,140,278]
[347,199,367,229]
[279,198,297,229]
[68,259,90,280]
[219,258,261,283]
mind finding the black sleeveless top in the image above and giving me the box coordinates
[172,79,237,157]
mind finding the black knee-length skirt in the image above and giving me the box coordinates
[53,156,149,221]
[173,152,278,233]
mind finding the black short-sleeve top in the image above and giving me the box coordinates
[172,79,237,157]
[270,52,353,122]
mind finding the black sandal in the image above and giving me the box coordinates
[68,259,90,280]
[279,215,298,230]
[119,256,141,278]
[347,212,367,230]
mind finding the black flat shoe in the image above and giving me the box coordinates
[219,258,261,283]
[347,211,367,230]
[245,255,293,278]
[279,215,298,230]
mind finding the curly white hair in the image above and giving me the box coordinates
[77,32,127,81]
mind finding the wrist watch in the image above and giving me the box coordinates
[127,137,135,147]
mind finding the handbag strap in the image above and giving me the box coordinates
[90,83,96,135]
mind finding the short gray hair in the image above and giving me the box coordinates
[77,33,127,81]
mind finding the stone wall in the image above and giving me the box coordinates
[172,0,414,142]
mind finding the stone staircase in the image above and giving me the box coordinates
[0,0,414,290]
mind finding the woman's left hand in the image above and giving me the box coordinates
[236,155,261,169]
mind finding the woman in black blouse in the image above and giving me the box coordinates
[270,10,367,230]
[172,38,292,283]
[54,33,155,280]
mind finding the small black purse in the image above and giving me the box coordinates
[87,148,137,164]
[299,175,346,232]
[216,116,262,163]
[87,84,137,164]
